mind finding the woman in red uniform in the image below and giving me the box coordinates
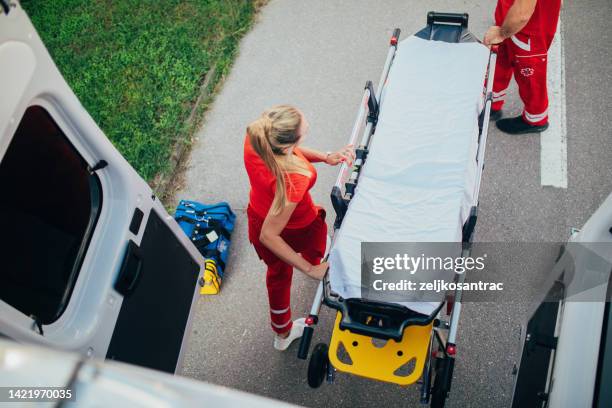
[244,105,353,350]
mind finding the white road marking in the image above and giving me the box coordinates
[541,18,568,188]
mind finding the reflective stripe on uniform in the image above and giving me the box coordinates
[270,306,290,315]
[492,89,507,101]
[271,318,292,329]
[511,35,531,52]
[524,109,548,123]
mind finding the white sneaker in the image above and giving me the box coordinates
[273,318,306,351]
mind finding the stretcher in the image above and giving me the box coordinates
[297,13,498,407]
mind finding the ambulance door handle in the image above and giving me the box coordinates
[114,240,144,297]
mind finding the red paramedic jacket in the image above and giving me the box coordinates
[495,0,562,49]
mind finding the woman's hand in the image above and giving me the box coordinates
[306,261,328,280]
[325,144,355,166]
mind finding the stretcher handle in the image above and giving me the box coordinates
[427,11,469,28]
[297,326,314,359]
[333,85,371,190]
[331,299,445,342]
[390,28,401,46]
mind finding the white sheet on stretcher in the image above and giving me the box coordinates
[328,36,490,316]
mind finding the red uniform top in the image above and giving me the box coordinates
[244,135,318,229]
[495,0,561,47]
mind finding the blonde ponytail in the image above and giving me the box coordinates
[247,105,311,214]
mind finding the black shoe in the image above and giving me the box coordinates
[489,109,502,121]
[496,116,548,135]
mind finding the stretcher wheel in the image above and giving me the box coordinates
[430,375,446,407]
[307,343,329,388]
[430,356,451,408]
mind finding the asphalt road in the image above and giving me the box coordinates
[177,1,612,407]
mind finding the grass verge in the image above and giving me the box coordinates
[21,0,260,186]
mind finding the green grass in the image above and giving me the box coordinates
[21,0,257,182]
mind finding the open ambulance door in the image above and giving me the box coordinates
[511,192,612,407]
[0,1,204,374]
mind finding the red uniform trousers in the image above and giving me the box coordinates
[247,206,327,334]
[492,2,561,126]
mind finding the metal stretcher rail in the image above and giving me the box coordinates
[298,29,401,360]
[330,28,399,229]
[446,45,498,346]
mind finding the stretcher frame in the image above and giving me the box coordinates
[297,12,498,407]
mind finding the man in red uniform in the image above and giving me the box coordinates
[484,0,562,134]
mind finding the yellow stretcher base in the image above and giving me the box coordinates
[328,312,433,386]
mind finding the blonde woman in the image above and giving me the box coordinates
[244,105,354,350]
